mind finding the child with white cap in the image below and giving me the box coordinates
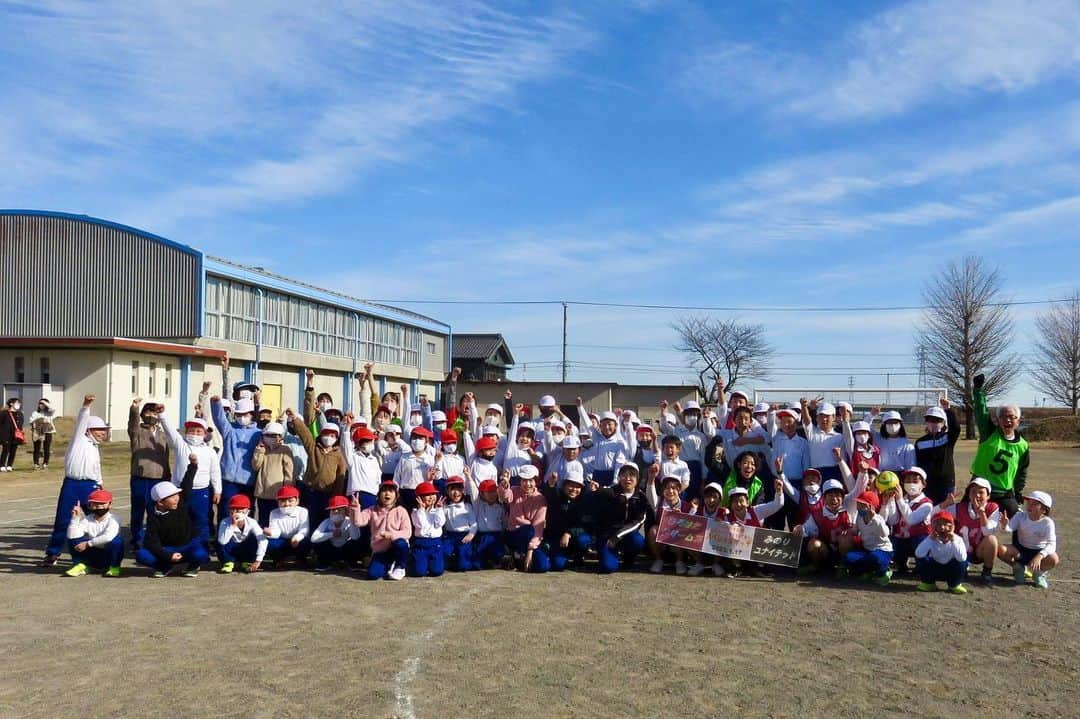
[216,494,267,573]
[914,398,960,504]
[589,463,652,574]
[646,470,696,574]
[575,398,629,488]
[210,393,263,524]
[502,401,544,485]
[711,377,751,430]
[867,408,915,472]
[659,398,708,493]
[377,424,407,480]
[915,510,969,594]
[159,413,222,550]
[42,394,111,567]
[800,398,844,483]
[793,453,869,576]
[251,421,295,523]
[137,458,209,577]
[884,466,934,574]
[1000,491,1058,588]
[499,464,549,572]
[64,488,124,577]
[770,407,810,528]
[722,479,786,577]
[545,434,587,491]
[942,477,1002,585]
[844,419,880,474]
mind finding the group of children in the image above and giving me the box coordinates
[41,366,1061,592]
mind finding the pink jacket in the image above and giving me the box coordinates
[500,485,546,537]
[350,504,411,553]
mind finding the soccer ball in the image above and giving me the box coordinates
[875,470,900,494]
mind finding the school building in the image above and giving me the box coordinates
[0,210,452,437]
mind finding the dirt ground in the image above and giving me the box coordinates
[0,440,1076,719]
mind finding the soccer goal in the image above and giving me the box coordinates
[751,387,950,413]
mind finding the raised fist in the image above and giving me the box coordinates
[973,374,985,391]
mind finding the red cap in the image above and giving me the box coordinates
[411,427,434,439]
[802,468,822,480]
[635,425,654,435]
[476,436,499,452]
[379,480,399,491]
[478,479,498,493]
[351,426,376,442]
[933,510,955,524]
[416,481,438,496]
[440,429,459,443]
[276,485,301,500]
[228,494,252,510]
[87,489,113,504]
[446,475,466,487]
[326,495,349,510]
[856,491,880,512]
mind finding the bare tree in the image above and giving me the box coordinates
[1030,291,1080,414]
[915,255,1018,438]
[673,315,774,403]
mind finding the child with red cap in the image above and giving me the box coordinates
[914,511,968,594]
[410,482,446,577]
[470,477,507,568]
[432,429,465,496]
[394,426,435,511]
[216,494,267,574]
[310,495,361,571]
[263,485,310,567]
[841,490,894,585]
[350,481,412,580]
[64,488,123,577]
[342,425,382,509]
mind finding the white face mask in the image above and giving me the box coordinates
[803,482,820,497]
[281,505,300,517]
[684,415,698,428]
[550,432,566,443]
[443,443,457,454]
[411,438,427,452]
[434,422,447,431]
[358,442,373,454]
[854,432,870,446]
[484,416,500,426]
[237,415,252,427]
[884,421,901,436]
[185,433,204,446]
[904,483,922,497]
[319,435,336,447]
[319,402,331,411]
[410,414,423,426]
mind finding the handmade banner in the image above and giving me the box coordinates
[656,510,801,568]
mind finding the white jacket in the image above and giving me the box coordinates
[67,511,119,546]
[267,507,310,540]
[217,516,269,561]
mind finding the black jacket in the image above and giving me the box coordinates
[0,409,24,443]
[541,483,588,543]
[914,408,961,495]
[585,487,653,541]
[143,462,198,562]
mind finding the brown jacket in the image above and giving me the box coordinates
[128,405,170,480]
[291,416,346,495]
[251,443,295,500]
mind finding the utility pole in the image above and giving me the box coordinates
[561,302,568,383]
[848,375,854,404]
[916,342,928,405]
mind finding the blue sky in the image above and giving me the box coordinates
[3,0,1078,406]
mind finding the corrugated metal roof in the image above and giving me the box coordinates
[452,333,515,364]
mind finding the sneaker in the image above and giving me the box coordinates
[218,561,234,574]
[240,562,253,572]
[150,570,167,578]
[675,560,688,576]
[41,464,48,470]
[978,570,995,587]
[687,562,706,577]
[1013,563,1026,585]
[388,566,406,581]
[947,584,969,594]
[33,464,40,470]
[649,559,665,574]
[104,566,121,577]
[1033,573,1049,589]
[872,570,892,587]
[1024,568,1034,580]
[182,565,200,578]
[916,581,937,592]
[40,555,58,567]
[64,563,88,577]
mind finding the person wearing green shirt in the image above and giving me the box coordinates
[969,374,1028,517]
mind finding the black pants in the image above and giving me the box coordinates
[0,442,17,468]
[991,491,1020,518]
[34,434,53,465]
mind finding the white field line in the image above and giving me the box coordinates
[0,502,132,527]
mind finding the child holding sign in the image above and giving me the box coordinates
[647,470,696,574]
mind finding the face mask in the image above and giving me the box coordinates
[91,508,109,518]
[319,402,331,411]
[484,416,500,426]
[854,432,870,446]
[904,483,922,497]
[434,422,447,431]
[884,421,901,436]
[358,442,373,454]
[281,505,300,517]
[684,415,698,428]
[411,438,427,452]
[142,415,159,426]
[319,435,336,447]
[551,433,566,443]
[803,482,820,496]
[581,438,594,449]
[237,415,252,427]
[642,450,655,463]
[443,443,457,454]
[410,414,423,425]
[185,433,204,446]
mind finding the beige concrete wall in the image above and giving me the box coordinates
[1,347,114,431]
[457,382,698,425]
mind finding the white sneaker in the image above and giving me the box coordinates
[675,560,688,575]
[388,565,406,581]
[649,559,665,574]
[687,562,706,577]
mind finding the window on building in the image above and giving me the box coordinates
[148,362,156,396]
[39,357,50,383]
[14,356,24,383]
[165,364,172,397]
[131,361,139,394]
[426,341,436,355]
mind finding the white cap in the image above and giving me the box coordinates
[561,435,581,449]
[822,479,846,494]
[539,395,556,407]
[880,410,902,423]
[727,486,749,498]
[518,464,539,480]
[150,481,181,502]
[320,423,341,436]
[901,466,927,481]
[816,402,836,416]
[967,477,991,492]
[355,416,370,426]
[703,482,725,495]
[431,410,446,422]
[234,398,256,414]
[618,462,640,475]
[837,401,853,412]
[85,416,109,431]
[385,424,402,435]
[852,420,871,433]
[220,399,232,409]
[627,411,641,425]
[924,407,947,421]
[486,403,503,415]
[753,402,770,414]
[184,417,209,431]
[683,400,701,412]
[599,411,617,422]
[563,466,585,485]
[481,425,500,436]
[1024,490,1053,509]
[262,421,285,436]
[663,412,678,425]
[776,408,798,421]
[729,390,748,401]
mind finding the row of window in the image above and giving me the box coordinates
[12,356,49,383]
[204,276,426,368]
[130,361,173,398]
